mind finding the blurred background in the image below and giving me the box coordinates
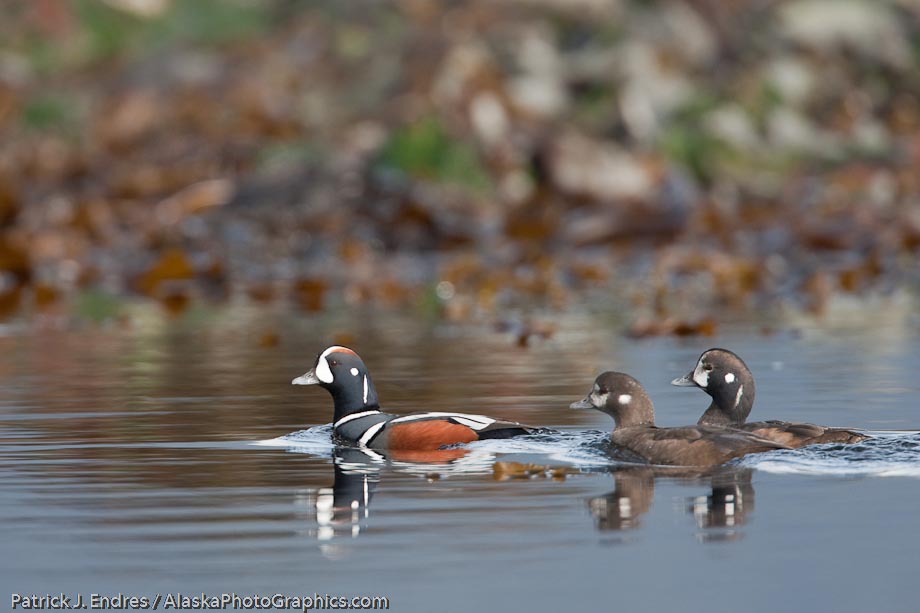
[2,0,919,332]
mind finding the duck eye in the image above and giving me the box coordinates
[329,359,339,367]
[704,364,713,372]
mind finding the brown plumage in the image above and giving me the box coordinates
[571,372,789,467]
[672,348,870,448]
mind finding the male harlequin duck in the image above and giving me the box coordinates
[570,372,788,467]
[671,348,870,448]
[292,346,543,451]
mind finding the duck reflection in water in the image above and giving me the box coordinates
[688,467,755,543]
[311,448,379,542]
[588,466,754,541]
[588,466,656,531]
[307,445,495,548]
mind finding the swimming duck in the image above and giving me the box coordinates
[570,371,788,466]
[293,346,542,450]
[671,348,869,448]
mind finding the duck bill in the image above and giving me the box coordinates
[570,396,594,409]
[670,372,697,387]
[292,369,321,385]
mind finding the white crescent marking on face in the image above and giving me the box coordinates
[315,355,333,384]
[724,372,735,384]
[363,375,369,404]
[350,367,359,376]
[618,394,632,405]
[314,346,356,384]
[693,360,709,388]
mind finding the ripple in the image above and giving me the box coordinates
[255,425,615,471]
[254,425,336,455]
[466,429,614,468]
[257,427,920,477]
[742,431,920,477]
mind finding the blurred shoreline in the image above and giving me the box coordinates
[1,0,918,330]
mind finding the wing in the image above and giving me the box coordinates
[383,411,546,445]
[744,421,870,448]
[614,426,789,467]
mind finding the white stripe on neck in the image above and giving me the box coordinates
[334,410,382,430]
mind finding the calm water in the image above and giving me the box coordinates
[2,303,919,612]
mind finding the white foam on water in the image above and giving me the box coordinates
[256,428,920,477]
[254,425,615,470]
[255,424,336,455]
[741,430,920,478]
[748,458,920,477]
[467,429,615,468]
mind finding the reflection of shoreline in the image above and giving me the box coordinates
[588,466,755,541]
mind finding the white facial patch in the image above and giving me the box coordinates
[314,346,349,384]
[363,376,369,404]
[618,394,632,405]
[724,373,735,384]
[590,392,609,407]
[734,385,744,407]
[693,360,709,388]
[315,356,334,383]
[350,367,359,376]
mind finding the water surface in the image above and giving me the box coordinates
[2,304,919,612]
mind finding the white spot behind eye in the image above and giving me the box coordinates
[618,394,632,405]
[350,367,359,376]
[724,373,735,384]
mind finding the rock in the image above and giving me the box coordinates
[704,105,761,151]
[549,131,653,201]
[780,1,911,66]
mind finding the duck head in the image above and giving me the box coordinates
[293,346,380,421]
[570,371,655,428]
[671,348,755,425]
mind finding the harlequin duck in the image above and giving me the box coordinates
[570,372,788,467]
[292,346,543,451]
[671,348,870,448]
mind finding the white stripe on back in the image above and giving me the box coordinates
[388,412,497,430]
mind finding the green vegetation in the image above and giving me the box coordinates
[376,118,492,192]
[658,96,730,183]
[21,95,78,133]
[75,290,124,323]
[23,0,274,73]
